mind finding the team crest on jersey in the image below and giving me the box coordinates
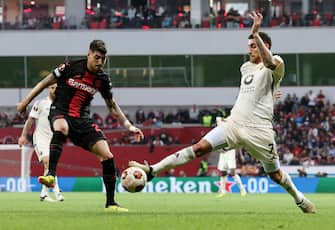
[243,75,254,85]
[58,63,66,71]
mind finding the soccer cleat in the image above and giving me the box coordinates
[104,205,129,213]
[40,195,56,202]
[240,188,247,197]
[128,160,155,181]
[296,197,316,214]
[38,175,56,188]
[55,193,64,202]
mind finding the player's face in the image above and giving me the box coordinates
[48,83,57,100]
[87,50,106,73]
[248,39,261,64]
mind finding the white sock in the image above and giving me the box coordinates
[152,147,196,174]
[233,174,245,191]
[220,176,227,193]
[53,176,61,194]
[279,171,303,203]
[40,185,49,197]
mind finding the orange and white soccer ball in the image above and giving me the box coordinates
[121,167,147,193]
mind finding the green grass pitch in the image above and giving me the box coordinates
[0,193,334,230]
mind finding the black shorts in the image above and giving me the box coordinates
[49,111,106,151]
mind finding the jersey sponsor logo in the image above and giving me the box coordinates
[67,78,97,95]
[243,74,254,85]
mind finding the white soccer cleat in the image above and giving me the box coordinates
[40,195,56,202]
[296,197,316,214]
[55,193,65,202]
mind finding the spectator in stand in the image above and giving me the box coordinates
[179,170,187,177]
[316,89,326,108]
[165,168,175,177]
[0,112,10,127]
[11,113,26,126]
[105,113,121,129]
[189,104,200,123]
[226,8,241,28]
[282,147,294,165]
[196,157,209,177]
[153,136,164,146]
[91,113,104,128]
[135,107,146,124]
[307,90,317,108]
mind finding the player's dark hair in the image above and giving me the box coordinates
[89,40,107,54]
[248,32,272,49]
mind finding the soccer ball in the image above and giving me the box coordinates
[121,167,147,193]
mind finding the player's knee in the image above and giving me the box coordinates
[268,171,281,183]
[51,131,67,146]
[193,140,212,156]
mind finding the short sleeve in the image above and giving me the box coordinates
[29,100,40,119]
[53,61,70,78]
[98,75,113,100]
[272,55,285,82]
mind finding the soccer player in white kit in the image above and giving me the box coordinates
[217,148,246,197]
[18,83,64,202]
[130,11,316,213]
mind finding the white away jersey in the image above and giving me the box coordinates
[230,55,284,126]
[29,97,53,142]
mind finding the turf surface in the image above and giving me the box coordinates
[0,193,334,230]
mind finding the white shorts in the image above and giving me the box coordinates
[217,149,236,171]
[203,117,280,173]
[33,138,50,162]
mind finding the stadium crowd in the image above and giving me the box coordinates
[1,90,335,168]
[2,1,334,30]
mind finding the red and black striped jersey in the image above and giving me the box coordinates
[51,59,113,118]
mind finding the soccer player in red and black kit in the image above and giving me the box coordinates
[17,40,144,212]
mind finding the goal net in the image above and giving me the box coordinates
[0,144,34,192]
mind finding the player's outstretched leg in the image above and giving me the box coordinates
[102,158,128,212]
[39,131,67,188]
[273,170,316,213]
[296,197,316,213]
[129,146,196,181]
[128,160,155,181]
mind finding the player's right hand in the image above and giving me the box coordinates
[18,136,27,148]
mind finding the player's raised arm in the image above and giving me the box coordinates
[17,73,57,114]
[249,11,278,70]
[105,98,144,142]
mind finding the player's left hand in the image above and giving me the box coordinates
[129,126,144,142]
